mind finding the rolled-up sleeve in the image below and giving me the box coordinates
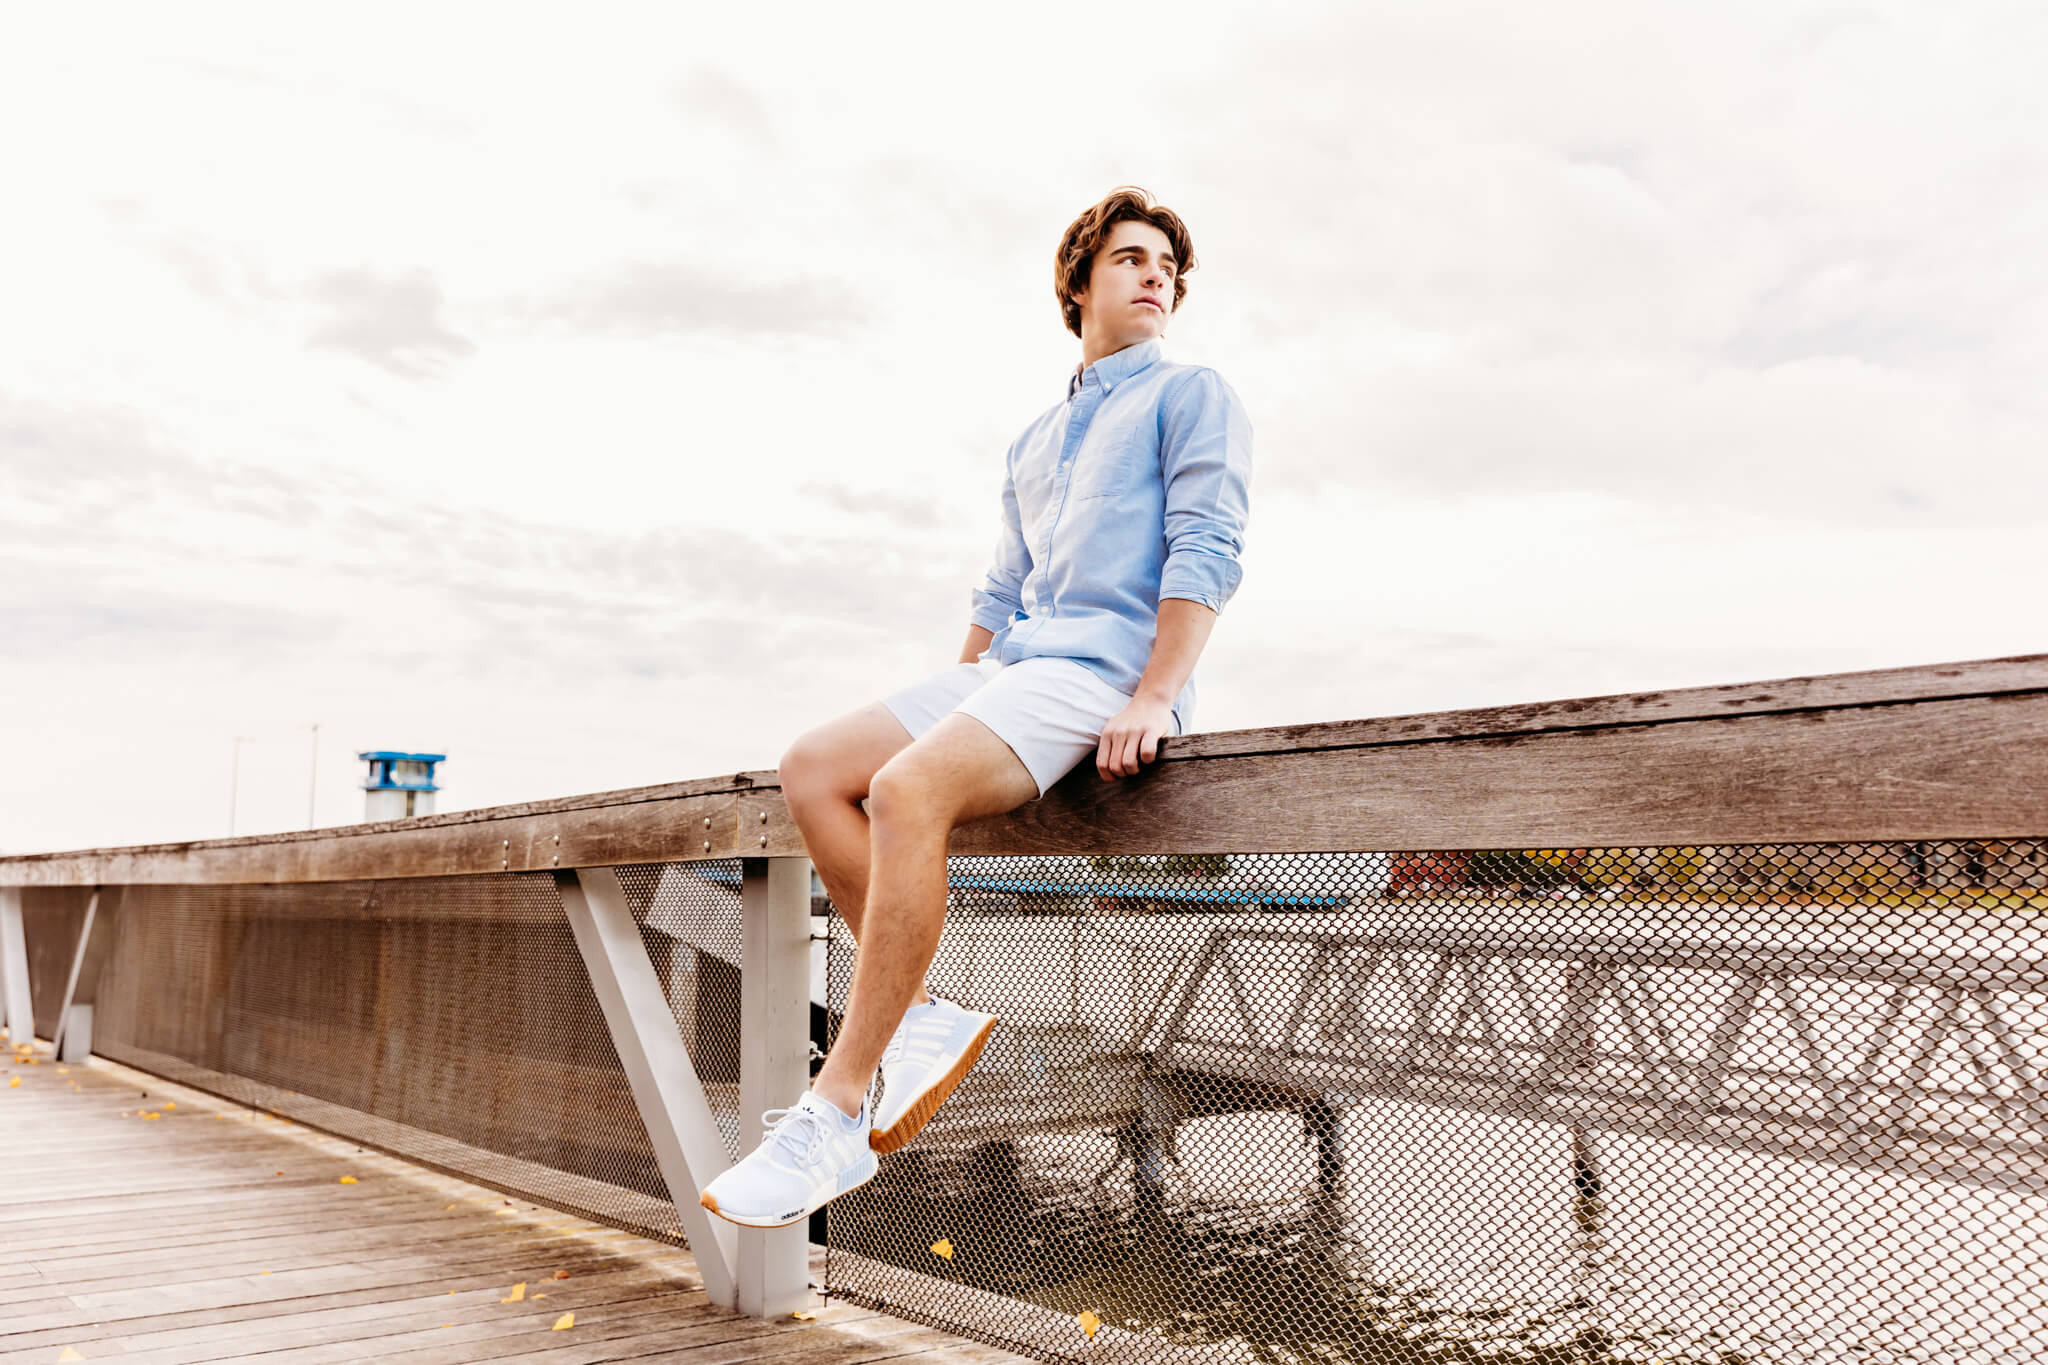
[1157,368,1252,613]
[967,456,1031,633]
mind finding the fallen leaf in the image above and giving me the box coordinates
[930,1238,954,1260]
[164,1102,176,1109]
[502,1282,526,1303]
[58,1349,85,1361]
[1079,1310,1101,1340]
[56,1067,69,1074]
[6,1077,17,1088]
[275,1171,284,1176]
[551,1312,574,1331]
[792,1310,818,1321]
[338,1176,357,1185]
[553,1269,570,1279]
[533,1293,547,1300]
[445,1204,456,1210]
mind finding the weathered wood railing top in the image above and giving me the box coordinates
[5,653,2045,887]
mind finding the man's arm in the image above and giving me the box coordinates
[965,454,1030,657]
[1097,369,1252,781]
[1096,599,1215,779]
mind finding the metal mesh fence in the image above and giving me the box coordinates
[825,842,2048,1365]
[85,867,741,1249]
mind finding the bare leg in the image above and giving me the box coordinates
[810,712,1038,1118]
[779,702,914,943]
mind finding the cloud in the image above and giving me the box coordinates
[671,67,778,148]
[305,267,476,379]
[511,260,868,341]
[800,480,944,530]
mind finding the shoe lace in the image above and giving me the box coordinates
[759,1104,829,1168]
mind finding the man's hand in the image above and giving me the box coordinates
[1096,695,1176,780]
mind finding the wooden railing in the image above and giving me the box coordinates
[4,651,2046,1332]
[5,653,2045,889]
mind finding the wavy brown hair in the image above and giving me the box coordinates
[1054,186,1196,338]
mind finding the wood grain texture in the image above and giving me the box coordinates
[0,1044,1034,1362]
[1155,650,2048,761]
[4,653,2045,884]
[0,791,747,887]
[953,691,2048,854]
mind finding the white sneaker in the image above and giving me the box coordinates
[698,1091,878,1228]
[871,996,998,1154]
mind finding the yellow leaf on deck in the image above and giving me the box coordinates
[930,1238,954,1260]
[533,1292,547,1299]
[164,1102,176,1108]
[553,1269,570,1279]
[1079,1309,1102,1339]
[56,1067,69,1074]
[58,1349,85,1361]
[792,1310,818,1321]
[338,1176,357,1184]
[445,1204,456,1210]
[502,1282,526,1303]
[551,1312,574,1330]
[6,1077,17,1088]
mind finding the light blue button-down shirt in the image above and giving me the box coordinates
[968,338,1253,730]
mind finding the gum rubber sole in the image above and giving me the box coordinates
[868,1015,997,1155]
[698,1165,877,1229]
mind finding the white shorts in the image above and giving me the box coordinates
[880,657,1184,799]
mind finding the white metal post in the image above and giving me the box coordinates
[555,867,739,1308]
[738,855,815,1319]
[1,886,34,1048]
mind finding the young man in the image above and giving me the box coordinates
[698,186,1253,1228]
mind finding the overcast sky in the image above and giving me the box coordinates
[3,2,2043,853]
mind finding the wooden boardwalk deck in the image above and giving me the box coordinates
[0,1033,1034,1364]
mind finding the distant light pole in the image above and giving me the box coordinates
[229,736,256,835]
[307,722,321,829]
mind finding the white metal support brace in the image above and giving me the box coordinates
[554,867,740,1309]
[737,856,815,1319]
[0,886,34,1048]
[51,887,101,1060]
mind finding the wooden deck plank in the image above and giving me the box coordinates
[0,1268,707,1364]
[0,1043,1033,1363]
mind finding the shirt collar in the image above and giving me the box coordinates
[1067,337,1164,401]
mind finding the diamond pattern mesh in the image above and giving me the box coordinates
[825,843,2048,1365]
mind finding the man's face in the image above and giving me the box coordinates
[1071,219,1177,348]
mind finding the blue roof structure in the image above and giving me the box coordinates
[947,874,1348,908]
[358,751,445,793]
[676,865,1346,908]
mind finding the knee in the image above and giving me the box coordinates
[866,760,947,834]
[779,730,849,807]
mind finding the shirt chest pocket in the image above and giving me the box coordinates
[1069,421,1155,501]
